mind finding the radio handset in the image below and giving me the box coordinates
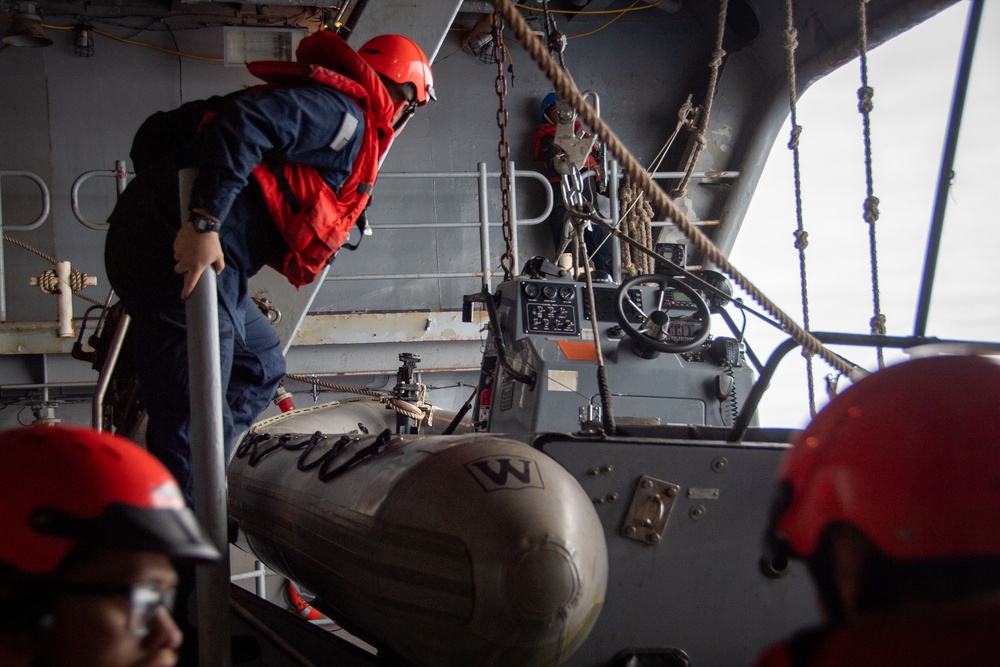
[708,337,740,367]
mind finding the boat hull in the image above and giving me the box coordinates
[229,427,608,667]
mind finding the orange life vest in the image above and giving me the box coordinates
[246,32,397,287]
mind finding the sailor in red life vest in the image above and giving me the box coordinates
[753,355,1000,667]
[104,31,435,504]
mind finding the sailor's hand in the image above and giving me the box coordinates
[174,222,225,300]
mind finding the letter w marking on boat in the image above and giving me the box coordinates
[466,456,545,491]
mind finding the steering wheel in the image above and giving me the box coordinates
[614,274,712,354]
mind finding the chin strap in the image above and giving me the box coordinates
[392,101,418,133]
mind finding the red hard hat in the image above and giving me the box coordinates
[772,355,1000,561]
[358,34,436,106]
[0,425,219,576]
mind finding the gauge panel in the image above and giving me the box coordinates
[520,281,580,335]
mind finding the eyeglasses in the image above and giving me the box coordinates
[58,581,177,639]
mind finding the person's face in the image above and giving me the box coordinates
[33,549,182,667]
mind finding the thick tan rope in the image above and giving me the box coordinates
[3,233,103,306]
[782,0,818,417]
[857,0,887,369]
[619,175,654,277]
[283,372,428,423]
[490,0,855,377]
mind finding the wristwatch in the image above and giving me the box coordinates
[189,214,221,234]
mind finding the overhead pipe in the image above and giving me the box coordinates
[342,0,369,38]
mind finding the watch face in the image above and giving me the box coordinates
[192,216,219,233]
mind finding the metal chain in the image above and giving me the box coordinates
[783,0,817,417]
[858,0,886,369]
[493,11,516,282]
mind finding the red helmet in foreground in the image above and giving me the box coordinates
[772,355,1000,561]
[0,425,219,576]
[359,34,436,106]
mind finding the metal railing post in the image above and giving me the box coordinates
[609,160,622,282]
[507,159,520,274]
[179,168,231,667]
[92,314,131,431]
[477,162,492,291]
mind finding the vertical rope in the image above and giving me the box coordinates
[619,175,654,278]
[783,0,817,418]
[857,0,886,368]
[673,0,729,200]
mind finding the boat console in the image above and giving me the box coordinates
[474,264,756,437]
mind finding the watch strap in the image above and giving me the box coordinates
[190,214,221,234]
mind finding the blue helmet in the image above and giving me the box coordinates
[540,92,557,122]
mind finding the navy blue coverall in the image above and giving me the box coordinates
[105,84,364,502]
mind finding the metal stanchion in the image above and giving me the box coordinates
[179,168,231,667]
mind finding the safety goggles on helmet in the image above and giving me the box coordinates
[56,581,176,639]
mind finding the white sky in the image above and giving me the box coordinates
[728,0,999,428]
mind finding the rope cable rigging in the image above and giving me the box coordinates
[781,0,819,417]
[857,0,888,370]
[488,0,859,379]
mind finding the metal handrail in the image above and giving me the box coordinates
[71,160,131,230]
[324,161,554,290]
[0,170,51,232]
[726,332,1000,443]
[1,170,52,321]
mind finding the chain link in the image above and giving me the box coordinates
[493,11,515,282]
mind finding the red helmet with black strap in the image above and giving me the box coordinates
[770,355,1000,562]
[0,425,219,577]
[358,34,436,106]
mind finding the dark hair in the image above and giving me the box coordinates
[0,544,124,632]
[808,522,1000,623]
[0,563,52,632]
[377,73,416,106]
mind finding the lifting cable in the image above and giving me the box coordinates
[781,0,818,417]
[857,0,887,369]
[2,233,102,306]
[489,0,858,379]
[282,372,431,425]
